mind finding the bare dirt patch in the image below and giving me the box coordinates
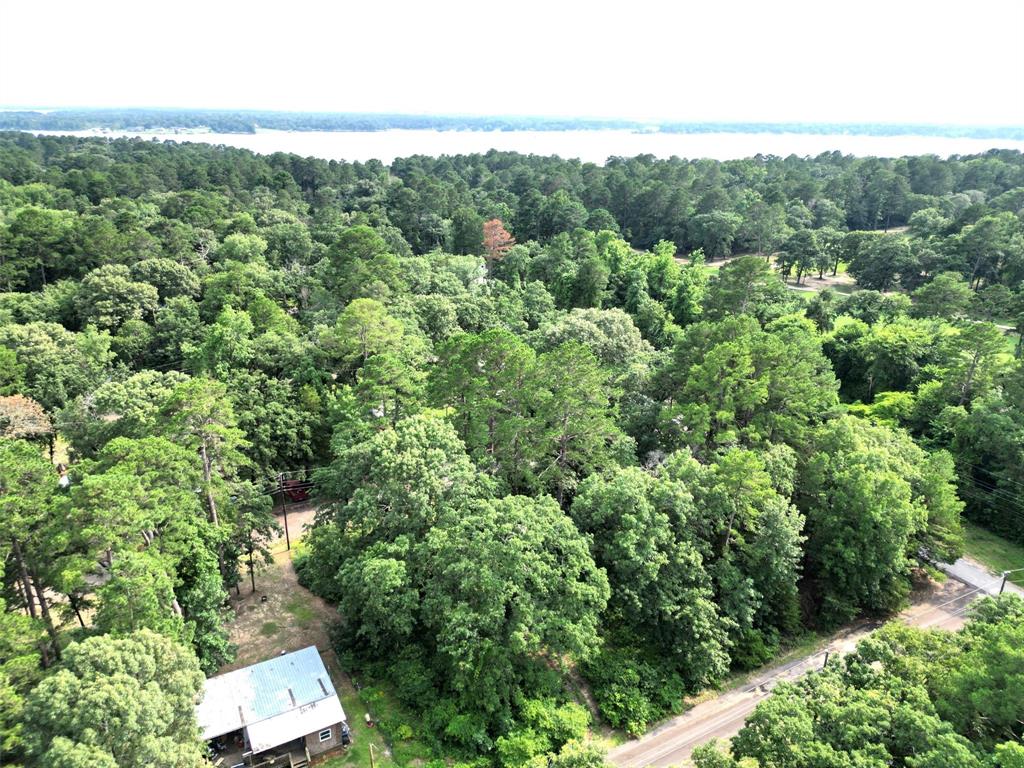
[786,271,857,294]
[221,500,327,669]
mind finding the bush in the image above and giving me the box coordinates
[520,699,589,746]
[291,540,311,585]
[390,646,436,711]
[496,729,550,768]
[730,628,780,671]
[582,645,686,736]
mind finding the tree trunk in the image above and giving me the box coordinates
[12,539,37,618]
[68,592,86,628]
[31,568,60,661]
[969,254,985,289]
[721,506,739,557]
[959,352,982,406]
[199,440,226,575]
[38,640,51,669]
[199,442,219,526]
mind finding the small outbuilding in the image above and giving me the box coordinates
[197,646,348,768]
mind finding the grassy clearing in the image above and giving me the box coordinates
[221,537,431,768]
[356,683,435,766]
[284,597,316,628]
[318,656,411,768]
[963,522,1024,586]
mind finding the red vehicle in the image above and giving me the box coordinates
[281,478,310,502]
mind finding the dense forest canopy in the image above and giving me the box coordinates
[1,131,1023,767]
[3,109,1024,139]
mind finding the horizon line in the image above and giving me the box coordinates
[2,106,1023,130]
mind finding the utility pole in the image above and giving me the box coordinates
[369,743,376,768]
[277,473,291,551]
[999,567,1024,594]
[248,543,256,593]
[822,651,830,669]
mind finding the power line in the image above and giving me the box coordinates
[958,484,1024,524]
[959,462,1024,492]
[966,474,1024,505]
[967,479,1024,514]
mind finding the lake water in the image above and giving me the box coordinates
[30,128,1024,165]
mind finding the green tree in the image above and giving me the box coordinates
[669,251,710,326]
[74,265,160,331]
[422,496,609,721]
[0,438,63,664]
[703,256,797,323]
[1,205,77,289]
[778,229,820,285]
[571,466,730,687]
[0,323,115,412]
[23,630,207,768]
[653,315,839,456]
[911,272,974,319]
[57,370,190,459]
[93,551,187,640]
[451,206,485,255]
[799,417,960,625]
[214,232,268,263]
[847,233,919,291]
[430,330,537,490]
[322,225,404,301]
[533,342,626,504]
[320,298,405,377]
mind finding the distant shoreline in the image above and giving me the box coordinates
[20,127,1024,166]
[2,108,1022,141]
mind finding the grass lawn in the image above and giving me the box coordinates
[316,657,421,768]
[963,522,1024,586]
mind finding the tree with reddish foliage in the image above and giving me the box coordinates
[482,218,515,275]
[0,394,53,443]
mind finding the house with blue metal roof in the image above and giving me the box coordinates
[196,646,348,768]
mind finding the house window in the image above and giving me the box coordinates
[318,729,332,743]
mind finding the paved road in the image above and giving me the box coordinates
[937,556,1024,597]
[608,559,1012,768]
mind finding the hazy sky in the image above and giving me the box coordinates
[2,0,1022,125]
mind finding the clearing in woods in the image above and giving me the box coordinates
[221,504,424,768]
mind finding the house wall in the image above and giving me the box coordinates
[305,722,344,756]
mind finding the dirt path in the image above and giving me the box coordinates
[222,501,324,668]
[608,571,990,768]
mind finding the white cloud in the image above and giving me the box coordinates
[2,0,1022,124]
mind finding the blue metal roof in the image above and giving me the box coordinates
[197,646,340,740]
